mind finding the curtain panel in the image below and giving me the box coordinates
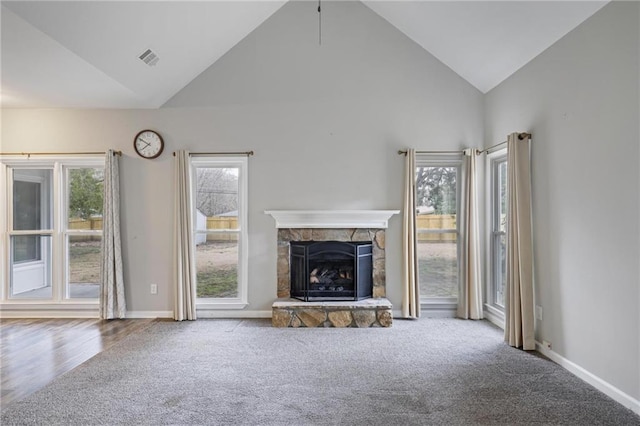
[402,149,420,318]
[174,150,197,321]
[505,133,535,350]
[100,149,126,319]
[458,149,483,319]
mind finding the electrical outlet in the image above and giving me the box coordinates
[535,305,543,321]
[150,284,158,295]
[543,340,552,350]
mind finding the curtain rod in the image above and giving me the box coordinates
[398,132,532,157]
[477,132,532,155]
[172,151,254,157]
[0,150,121,157]
[477,141,506,155]
[397,150,463,156]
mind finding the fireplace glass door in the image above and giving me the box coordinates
[290,241,372,302]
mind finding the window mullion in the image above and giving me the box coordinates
[1,163,7,300]
[53,161,64,302]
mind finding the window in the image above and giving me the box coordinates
[65,167,104,299]
[191,156,248,309]
[10,169,53,299]
[1,157,104,304]
[415,156,461,309]
[488,153,507,311]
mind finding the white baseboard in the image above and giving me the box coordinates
[196,310,272,319]
[536,341,640,416]
[126,310,173,319]
[127,310,273,319]
[392,309,458,319]
[0,309,271,320]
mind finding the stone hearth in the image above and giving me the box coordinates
[272,298,393,328]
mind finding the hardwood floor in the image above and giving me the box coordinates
[0,318,156,410]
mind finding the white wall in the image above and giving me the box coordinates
[485,2,639,401]
[1,1,483,314]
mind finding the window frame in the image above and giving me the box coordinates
[190,156,248,311]
[415,154,462,313]
[485,149,508,322]
[0,156,104,308]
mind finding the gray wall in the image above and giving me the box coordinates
[485,2,639,400]
[1,1,483,314]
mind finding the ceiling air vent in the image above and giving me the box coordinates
[138,49,159,67]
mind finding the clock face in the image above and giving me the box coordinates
[134,130,164,159]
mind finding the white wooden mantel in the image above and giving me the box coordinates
[264,210,400,229]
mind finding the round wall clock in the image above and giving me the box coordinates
[133,130,164,159]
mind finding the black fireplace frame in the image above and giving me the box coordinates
[290,240,373,302]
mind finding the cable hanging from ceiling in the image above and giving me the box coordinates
[318,0,322,46]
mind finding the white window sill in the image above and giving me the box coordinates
[196,300,248,310]
[421,297,457,308]
[0,302,99,318]
[420,297,458,317]
[1,300,98,307]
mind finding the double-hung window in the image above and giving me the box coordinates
[191,156,248,310]
[415,155,462,312]
[487,151,508,313]
[1,157,104,306]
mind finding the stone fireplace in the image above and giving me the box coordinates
[265,210,398,328]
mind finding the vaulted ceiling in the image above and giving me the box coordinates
[1,1,608,109]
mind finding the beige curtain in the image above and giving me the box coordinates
[505,133,535,350]
[458,149,483,319]
[100,149,126,319]
[402,149,420,318]
[174,150,197,321]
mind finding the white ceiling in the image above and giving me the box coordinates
[0,0,608,109]
[362,1,608,93]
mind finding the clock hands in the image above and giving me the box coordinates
[138,138,151,149]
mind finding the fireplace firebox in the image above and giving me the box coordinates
[290,241,373,302]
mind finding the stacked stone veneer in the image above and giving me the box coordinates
[273,228,391,328]
[272,299,392,328]
[277,228,386,298]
